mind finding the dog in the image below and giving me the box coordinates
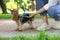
[11,9,34,31]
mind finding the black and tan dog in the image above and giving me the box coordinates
[11,9,34,31]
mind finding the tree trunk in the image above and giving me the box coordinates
[0,0,7,14]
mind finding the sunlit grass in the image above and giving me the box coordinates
[0,31,60,40]
[0,14,50,19]
[0,14,41,19]
[0,14,12,19]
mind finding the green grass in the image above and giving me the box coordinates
[0,14,23,19]
[0,31,60,40]
[0,14,40,19]
[0,14,50,19]
[0,14,12,19]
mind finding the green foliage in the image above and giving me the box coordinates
[18,0,23,5]
[3,0,9,3]
[47,35,57,40]
[34,14,41,18]
[18,0,27,11]
[6,0,17,10]
[0,31,60,40]
[0,0,36,13]
[38,31,47,40]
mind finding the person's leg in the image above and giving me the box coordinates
[36,0,48,24]
[36,0,51,30]
[42,16,49,24]
[48,5,60,21]
[48,5,60,29]
[41,0,49,24]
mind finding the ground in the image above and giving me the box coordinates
[0,19,60,38]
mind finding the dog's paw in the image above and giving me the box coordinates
[15,28,19,31]
[29,26,35,29]
[18,28,24,31]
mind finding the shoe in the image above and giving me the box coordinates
[53,21,60,29]
[37,23,51,31]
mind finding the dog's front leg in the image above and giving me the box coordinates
[18,21,24,31]
[16,21,20,30]
[28,20,34,29]
[16,21,24,31]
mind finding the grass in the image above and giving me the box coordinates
[0,14,50,19]
[0,14,12,19]
[0,14,40,19]
[0,31,60,40]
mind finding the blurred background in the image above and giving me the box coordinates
[0,0,36,14]
[0,0,50,19]
[0,0,40,19]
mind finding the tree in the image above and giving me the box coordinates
[31,0,35,11]
[0,0,7,14]
[18,0,35,11]
[27,0,35,11]
[18,0,26,11]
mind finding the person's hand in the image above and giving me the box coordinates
[26,13,36,18]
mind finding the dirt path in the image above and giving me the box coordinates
[0,19,60,37]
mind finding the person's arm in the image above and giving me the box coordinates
[35,8,46,15]
[28,0,58,18]
[35,0,58,14]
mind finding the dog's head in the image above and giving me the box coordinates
[11,9,18,15]
[11,9,18,21]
